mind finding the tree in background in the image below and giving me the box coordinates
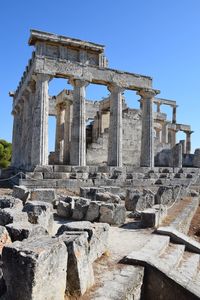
[0,140,12,168]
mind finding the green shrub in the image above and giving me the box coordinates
[0,139,12,169]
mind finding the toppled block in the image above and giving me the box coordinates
[30,188,56,203]
[58,232,94,296]
[2,236,67,300]
[0,208,28,226]
[0,196,23,209]
[99,203,126,225]
[141,205,167,228]
[57,221,109,263]
[72,198,90,221]
[6,222,48,241]
[0,225,12,254]
[85,201,101,222]
[96,192,121,204]
[12,185,29,203]
[23,201,53,234]
[57,196,75,218]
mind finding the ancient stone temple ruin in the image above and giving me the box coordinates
[10,29,199,171]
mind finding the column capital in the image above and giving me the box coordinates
[184,130,194,135]
[137,88,159,99]
[56,101,67,111]
[107,84,124,94]
[69,77,89,88]
[33,73,52,83]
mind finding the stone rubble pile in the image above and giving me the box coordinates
[0,195,109,299]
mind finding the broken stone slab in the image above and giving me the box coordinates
[2,236,67,300]
[0,226,12,254]
[96,192,121,204]
[72,198,90,221]
[85,201,101,222]
[0,196,23,209]
[0,208,28,226]
[23,201,53,234]
[58,231,94,296]
[30,188,56,203]
[5,222,48,241]
[99,203,126,225]
[12,185,30,203]
[56,196,76,218]
[56,221,109,262]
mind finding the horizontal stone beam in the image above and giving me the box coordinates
[35,56,153,90]
[176,123,191,132]
[155,97,177,107]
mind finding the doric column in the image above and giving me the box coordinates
[63,99,73,164]
[162,122,169,144]
[70,78,88,166]
[55,102,66,164]
[138,89,157,167]
[11,105,21,167]
[21,92,30,169]
[156,102,161,113]
[107,84,124,167]
[17,100,24,168]
[172,106,177,124]
[31,74,51,166]
[185,131,193,154]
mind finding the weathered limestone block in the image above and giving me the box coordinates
[141,205,167,228]
[34,165,53,172]
[57,221,109,263]
[85,201,101,222]
[59,232,94,296]
[2,236,67,300]
[30,188,56,203]
[5,222,48,241]
[23,201,53,234]
[80,187,105,200]
[12,185,30,203]
[155,185,185,205]
[0,226,12,254]
[0,208,28,226]
[125,189,141,211]
[193,148,200,167]
[56,196,75,218]
[99,203,126,225]
[0,196,23,209]
[72,198,90,220]
[96,192,121,204]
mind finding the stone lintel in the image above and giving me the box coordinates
[35,56,153,90]
[155,97,177,107]
[176,123,191,132]
[29,29,105,52]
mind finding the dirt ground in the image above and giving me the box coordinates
[188,205,200,242]
[0,188,12,196]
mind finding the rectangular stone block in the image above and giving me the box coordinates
[2,236,67,300]
[30,188,56,203]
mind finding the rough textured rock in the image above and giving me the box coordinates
[59,232,94,296]
[57,221,94,240]
[2,236,67,300]
[0,268,6,298]
[30,188,56,203]
[96,192,121,203]
[85,201,101,222]
[0,226,12,254]
[23,201,53,234]
[12,185,29,203]
[5,222,48,241]
[155,186,183,205]
[72,198,90,221]
[56,196,75,218]
[99,203,126,225]
[125,189,141,211]
[0,208,28,226]
[0,196,23,209]
[125,189,155,211]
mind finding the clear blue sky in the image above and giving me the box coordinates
[1,0,200,152]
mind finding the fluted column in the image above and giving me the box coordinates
[107,84,124,167]
[138,89,157,167]
[11,105,21,167]
[31,74,51,166]
[63,99,73,164]
[55,102,66,164]
[70,79,88,166]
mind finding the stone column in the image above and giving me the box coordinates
[26,82,35,169]
[21,93,30,169]
[162,122,168,144]
[107,84,124,167]
[185,131,193,154]
[70,79,88,166]
[138,89,157,168]
[31,74,51,167]
[172,106,177,124]
[156,102,161,113]
[63,99,73,164]
[11,105,21,167]
[55,102,66,164]
[17,100,24,168]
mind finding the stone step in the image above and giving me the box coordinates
[188,270,200,298]
[156,226,200,254]
[123,235,170,265]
